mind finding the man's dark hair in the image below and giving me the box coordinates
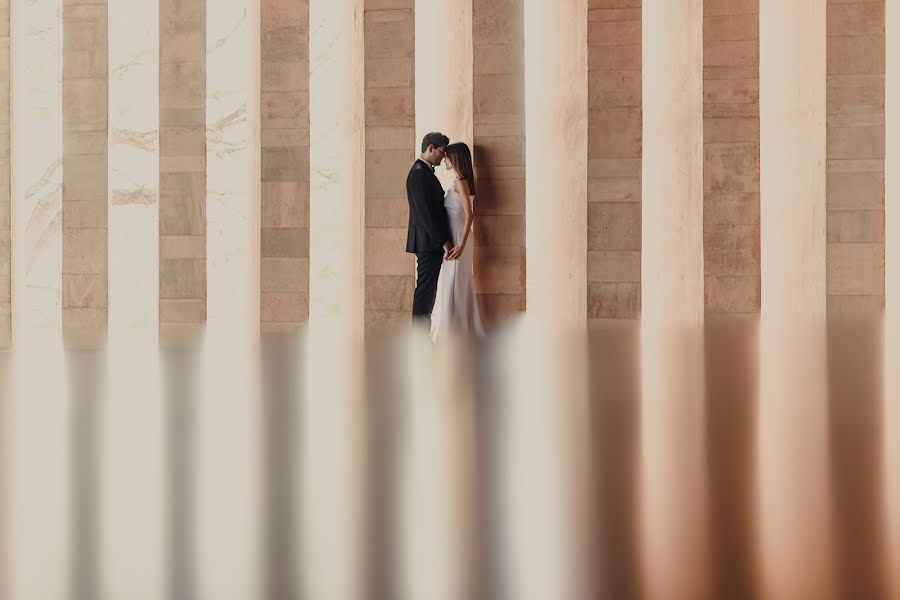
[421,132,450,154]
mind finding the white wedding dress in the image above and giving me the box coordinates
[431,183,485,340]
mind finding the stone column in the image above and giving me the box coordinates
[0,0,8,347]
[305,0,367,598]
[640,1,708,599]
[159,0,206,342]
[62,0,108,347]
[758,1,834,599]
[260,0,309,329]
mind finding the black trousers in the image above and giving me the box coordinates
[412,250,443,322]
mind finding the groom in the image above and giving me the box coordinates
[406,132,454,326]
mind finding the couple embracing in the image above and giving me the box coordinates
[405,132,485,340]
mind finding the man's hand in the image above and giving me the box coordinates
[443,242,454,261]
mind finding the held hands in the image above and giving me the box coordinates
[443,241,454,261]
[447,241,465,260]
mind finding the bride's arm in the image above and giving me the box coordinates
[457,179,474,248]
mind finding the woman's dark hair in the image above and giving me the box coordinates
[445,142,476,196]
[421,132,450,153]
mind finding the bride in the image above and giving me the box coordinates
[432,142,485,340]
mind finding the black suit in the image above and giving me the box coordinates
[406,159,451,322]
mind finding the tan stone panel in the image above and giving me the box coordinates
[473,215,525,247]
[365,87,414,126]
[587,250,640,282]
[704,117,759,143]
[366,197,408,228]
[704,40,758,67]
[474,0,521,45]
[364,310,408,333]
[704,192,759,225]
[63,272,107,308]
[704,14,758,42]
[160,0,203,27]
[474,44,522,75]
[365,0,413,9]
[827,158,883,173]
[160,258,205,299]
[63,155,106,203]
[473,120,522,138]
[365,149,412,198]
[262,61,308,93]
[589,0,641,9]
[703,65,759,80]
[476,293,524,325]
[589,45,641,72]
[826,74,883,115]
[160,172,205,235]
[589,177,641,204]
[827,171,884,210]
[704,0,757,16]
[474,74,524,116]
[588,19,640,46]
[63,79,107,131]
[704,77,758,105]
[62,228,107,274]
[160,235,205,259]
[706,103,760,119]
[827,112,883,127]
[587,282,639,319]
[261,257,309,293]
[262,227,309,258]
[473,135,525,167]
[63,201,107,229]
[589,158,641,178]
[160,63,205,109]
[160,298,205,322]
[826,294,884,316]
[0,202,9,229]
[365,227,413,276]
[365,127,414,151]
[473,244,524,295]
[826,2,884,37]
[262,146,309,182]
[63,5,107,52]
[261,91,308,129]
[827,125,884,159]
[474,178,525,215]
[62,308,107,342]
[589,70,641,108]
[262,181,309,228]
[704,223,759,277]
[160,155,205,173]
[588,8,641,21]
[826,210,883,243]
[262,25,307,62]
[63,50,107,80]
[160,108,205,128]
[588,107,641,159]
[262,0,307,27]
[160,30,204,64]
[260,292,307,322]
[364,10,414,59]
[826,243,884,295]
[587,202,640,250]
[704,143,760,193]
[64,131,107,155]
[262,128,309,149]
[366,57,413,89]
[827,35,884,75]
[160,127,205,156]
[704,274,759,313]
[365,274,413,312]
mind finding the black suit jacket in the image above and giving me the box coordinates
[405,160,451,253]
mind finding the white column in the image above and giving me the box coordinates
[758,1,834,599]
[304,0,366,599]
[102,0,165,597]
[196,0,263,597]
[640,1,708,599]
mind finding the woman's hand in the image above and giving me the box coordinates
[447,241,465,260]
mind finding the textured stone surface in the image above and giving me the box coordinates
[0,0,8,345]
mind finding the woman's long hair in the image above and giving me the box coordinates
[445,142,476,196]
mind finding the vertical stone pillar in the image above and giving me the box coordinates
[159,0,206,341]
[0,0,8,347]
[364,1,415,330]
[305,0,366,598]
[758,1,834,598]
[587,1,642,322]
[472,0,525,326]
[62,0,108,347]
[261,0,309,330]
[640,1,708,599]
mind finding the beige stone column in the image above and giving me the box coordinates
[0,0,8,347]
[304,0,366,599]
[260,0,309,329]
[159,0,206,341]
[62,0,108,347]
[640,1,708,599]
[758,1,834,599]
